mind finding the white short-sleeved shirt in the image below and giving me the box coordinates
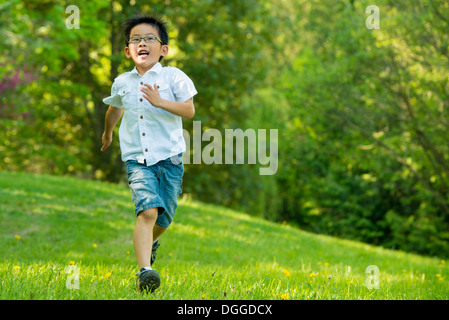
[103,62,197,166]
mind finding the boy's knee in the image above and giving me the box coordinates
[137,208,158,223]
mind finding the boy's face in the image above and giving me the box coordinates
[125,23,168,73]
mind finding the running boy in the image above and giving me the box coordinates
[101,14,197,293]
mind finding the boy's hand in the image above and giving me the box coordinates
[101,131,112,152]
[140,83,164,108]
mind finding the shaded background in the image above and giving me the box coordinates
[1,0,448,258]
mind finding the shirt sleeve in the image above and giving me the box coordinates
[170,68,198,103]
[102,80,124,108]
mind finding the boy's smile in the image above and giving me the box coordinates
[125,23,168,75]
[138,49,149,58]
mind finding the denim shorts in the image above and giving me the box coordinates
[125,154,184,228]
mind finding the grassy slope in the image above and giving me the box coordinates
[0,170,447,300]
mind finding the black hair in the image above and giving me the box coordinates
[122,14,169,61]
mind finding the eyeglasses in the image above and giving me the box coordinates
[128,36,163,45]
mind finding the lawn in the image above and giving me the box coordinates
[0,170,447,300]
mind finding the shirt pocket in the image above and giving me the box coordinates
[157,83,172,100]
[120,87,135,108]
[103,85,128,108]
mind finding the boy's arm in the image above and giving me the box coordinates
[140,84,195,119]
[101,105,124,152]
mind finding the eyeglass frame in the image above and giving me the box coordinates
[127,36,164,45]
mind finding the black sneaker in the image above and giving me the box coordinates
[151,241,160,265]
[136,268,161,293]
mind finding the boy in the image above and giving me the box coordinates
[101,14,197,293]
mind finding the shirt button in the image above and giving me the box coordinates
[122,90,125,94]
[140,115,143,119]
[140,98,143,102]
[140,82,143,85]
[145,149,148,152]
[142,133,145,136]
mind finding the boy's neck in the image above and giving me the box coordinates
[136,62,157,76]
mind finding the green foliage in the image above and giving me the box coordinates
[273,0,449,257]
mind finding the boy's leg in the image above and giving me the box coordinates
[151,224,166,265]
[153,224,167,240]
[134,208,158,269]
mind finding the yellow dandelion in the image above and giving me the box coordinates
[13,266,20,271]
[324,262,329,266]
[318,262,322,265]
[348,280,353,284]
[14,235,21,240]
[441,260,446,265]
[92,243,98,248]
[69,261,75,265]
[438,277,444,281]
[105,272,112,278]
[281,293,289,300]
[126,251,130,255]
[201,294,206,299]
[282,269,290,276]
[169,253,173,256]
[309,272,316,277]
[436,274,441,278]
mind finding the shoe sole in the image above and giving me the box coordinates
[137,269,161,293]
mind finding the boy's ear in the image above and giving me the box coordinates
[124,46,131,58]
[160,45,168,58]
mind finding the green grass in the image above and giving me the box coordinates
[0,170,448,300]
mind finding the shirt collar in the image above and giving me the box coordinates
[131,62,162,76]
